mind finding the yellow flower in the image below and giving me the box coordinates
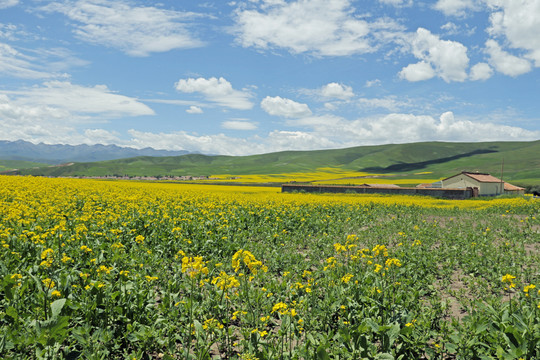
[523,284,536,297]
[385,258,402,268]
[502,274,516,290]
[40,248,54,267]
[232,249,265,275]
[181,256,208,278]
[96,265,113,275]
[80,245,92,253]
[212,271,239,291]
[135,235,145,244]
[372,244,388,257]
[120,270,129,277]
[341,273,354,283]
[334,243,347,253]
[42,278,55,289]
[502,274,516,283]
[51,290,61,297]
[271,302,289,315]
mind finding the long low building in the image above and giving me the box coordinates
[440,171,525,196]
[281,184,476,199]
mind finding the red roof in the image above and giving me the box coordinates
[443,171,502,183]
[462,172,503,183]
[504,182,525,191]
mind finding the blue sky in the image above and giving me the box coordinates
[1,0,539,155]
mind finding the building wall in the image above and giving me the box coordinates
[441,175,503,196]
[281,185,474,199]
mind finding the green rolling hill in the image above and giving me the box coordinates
[0,160,48,172]
[6,140,540,186]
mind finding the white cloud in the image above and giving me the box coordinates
[378,0,411,6]
[399,61,436,82]
[261,96,312,118]
[357,96,412,112]
[320,83,354,100]
[175,77,254,110]
[232,0,389,56]
[434,0,479,17]
[221,120,257,130]
[287,111,540,145]
[365,79,381,87]
[0,82,155,145]
[400,28,469,82]
[2,81,154,117]
[469,62,493,80]
[83,128,122,144]
[0,43,55,79]
[42,0,205,56]
[186,105,203,114]
[487,0,540,66]
[485,39,532,76]
[0,0,18,9]
[441,22,459,35]
[126,129,339,155]
[127,129,268,155]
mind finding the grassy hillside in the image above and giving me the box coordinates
[11,140,540,185]
[0,159,48,172]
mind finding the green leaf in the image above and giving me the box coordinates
[50,298,66,318]
[375,353,394,360]
[316,345,331,360]
[6,306,18,321]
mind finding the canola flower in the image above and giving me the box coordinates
[502,274,517,290]
[181,256,208,278]
[212,271,240,291]
[523,284,536,297]
[0,175,538,358]
[232,249,267,275]
[40,248,54,267]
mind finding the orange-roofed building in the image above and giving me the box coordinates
[440,171,524,196]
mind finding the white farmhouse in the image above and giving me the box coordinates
[440,171,524,196]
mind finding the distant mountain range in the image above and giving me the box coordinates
[0,140,190,164]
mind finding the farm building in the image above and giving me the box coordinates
[440,171,525,196]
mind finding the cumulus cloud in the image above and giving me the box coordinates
[186,105,203,114]
[485,39,532,76]
[261,96,312,118]
[320,83,354,100]
[288,111,540,145]
[232,0,398,56]
[434,0,479,17]
[0,82,155,145]
[42,0,205,56]
[400,28,469,82]
[469,62,493,80]
[122,111,540,155]
[399,61,436,82]
[175,77,254,110]
[487,0,540,66]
